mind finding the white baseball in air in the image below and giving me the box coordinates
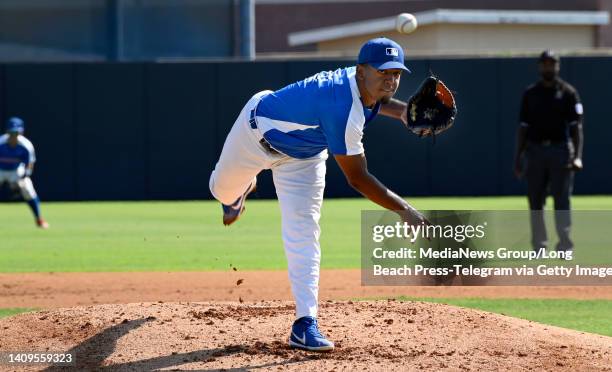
[395,13,417,34]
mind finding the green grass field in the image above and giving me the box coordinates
[0,308,37,318]
[399,298,612,337]
[1,196,612,272]
[1,196,611,337]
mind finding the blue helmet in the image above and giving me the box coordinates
[6,117,24,134]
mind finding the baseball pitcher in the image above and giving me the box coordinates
[209,38,455,352]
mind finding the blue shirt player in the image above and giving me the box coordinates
[0,117,49,228]
[209,38,429,352]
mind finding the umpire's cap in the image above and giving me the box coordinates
[6,117,24,134]
[539,50,560,63]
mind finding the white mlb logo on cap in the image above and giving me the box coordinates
[386,48,399,56]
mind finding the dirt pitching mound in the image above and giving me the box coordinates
[1,301,611,371]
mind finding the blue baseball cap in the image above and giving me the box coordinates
[358,37,410,72]
[6,117,24,134]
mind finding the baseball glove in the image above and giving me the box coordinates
[405,76,456,139]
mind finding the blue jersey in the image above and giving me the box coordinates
[255,66,380,159]
[0,134,35,171]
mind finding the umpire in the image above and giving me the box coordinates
[513,50,584,253]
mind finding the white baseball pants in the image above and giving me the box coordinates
[209,91,327,319]
[0,166,37,200]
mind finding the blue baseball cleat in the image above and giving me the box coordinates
[222,181,256,226]
[288,316,334,352]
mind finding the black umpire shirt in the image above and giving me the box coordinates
[519,78,583,143]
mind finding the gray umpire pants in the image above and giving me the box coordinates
[525,142,574,252]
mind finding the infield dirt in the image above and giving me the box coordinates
[2,269,612,308]
[1,300,611,371]
[1,270,612,371]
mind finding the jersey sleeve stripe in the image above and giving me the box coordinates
[344,69,366,155]
[17,135,36,163]
[344,102,365,155]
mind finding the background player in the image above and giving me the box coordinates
[0,117,49,229]
[209,38,449,352]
